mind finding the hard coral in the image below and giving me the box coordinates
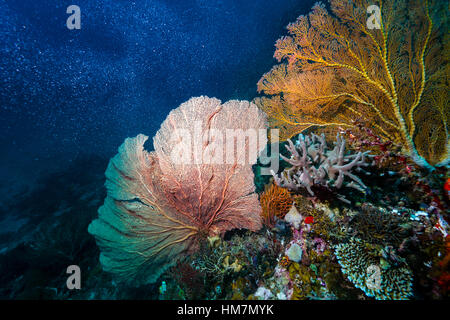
[284,205,303,230]
[272,133,372,203]
[88,96,267,285]
[256,0,449,168]
[334,238,414,300]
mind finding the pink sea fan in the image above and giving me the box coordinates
[88,96,267,285]
[154,96,267,234]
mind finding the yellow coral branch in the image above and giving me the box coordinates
[408,0,433,137]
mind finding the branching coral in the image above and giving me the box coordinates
[256,0,449,168]
[88,96,267,285]
[260,182,293,228]
[272,133,371,203]
[334,238,413,300]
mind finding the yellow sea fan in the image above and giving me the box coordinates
[256,0,449,168]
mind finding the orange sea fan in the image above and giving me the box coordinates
[260,182,293,228]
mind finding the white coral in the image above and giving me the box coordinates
[272,133,372,203]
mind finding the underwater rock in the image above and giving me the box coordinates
[263,265,293,300]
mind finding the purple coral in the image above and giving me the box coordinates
[272,133,372,203]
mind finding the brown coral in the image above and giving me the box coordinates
[256,0,449,168]
[260,182,293,227]
[88,96,267,285]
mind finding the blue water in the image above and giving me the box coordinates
[0,0,314,187]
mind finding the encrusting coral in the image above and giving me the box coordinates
[88,96,267,285]
[256,0,449,168]
[272,133,372,203]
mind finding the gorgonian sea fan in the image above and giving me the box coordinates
[88,96,267,285]
[256,0,449,168]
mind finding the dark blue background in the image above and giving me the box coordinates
[0,0,314,189]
